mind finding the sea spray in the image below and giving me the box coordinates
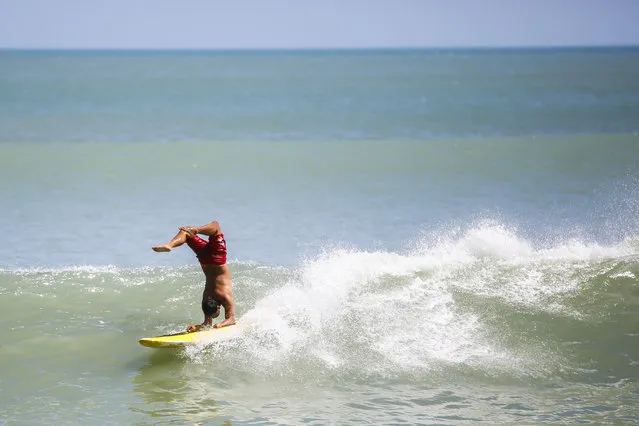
[172,225,638,385]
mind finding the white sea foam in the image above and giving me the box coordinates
[184,222,639,378]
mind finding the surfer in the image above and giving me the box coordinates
[152,221,236,331]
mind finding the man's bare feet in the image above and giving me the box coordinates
[152,245,172,252]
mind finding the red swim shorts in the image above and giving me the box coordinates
[186,234,227,265]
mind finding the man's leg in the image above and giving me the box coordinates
[152,229,191,252]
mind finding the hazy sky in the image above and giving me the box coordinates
[1,0,638,49]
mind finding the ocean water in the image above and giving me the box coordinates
[1,48,639,424]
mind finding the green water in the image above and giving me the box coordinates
[2,48,639,424]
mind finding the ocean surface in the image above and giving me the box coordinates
[1,48,639,424]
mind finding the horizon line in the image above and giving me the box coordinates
[1,44,638,53]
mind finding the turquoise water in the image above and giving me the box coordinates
[1,49,639,424]
[2,49,638,143]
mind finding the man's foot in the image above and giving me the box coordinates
[214,318,237,328]
[152,245,172,252]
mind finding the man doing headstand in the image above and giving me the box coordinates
[152,221,236,331]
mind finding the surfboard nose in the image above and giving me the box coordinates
[139,324,245,349]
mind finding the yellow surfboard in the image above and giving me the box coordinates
[139,324,242,348]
